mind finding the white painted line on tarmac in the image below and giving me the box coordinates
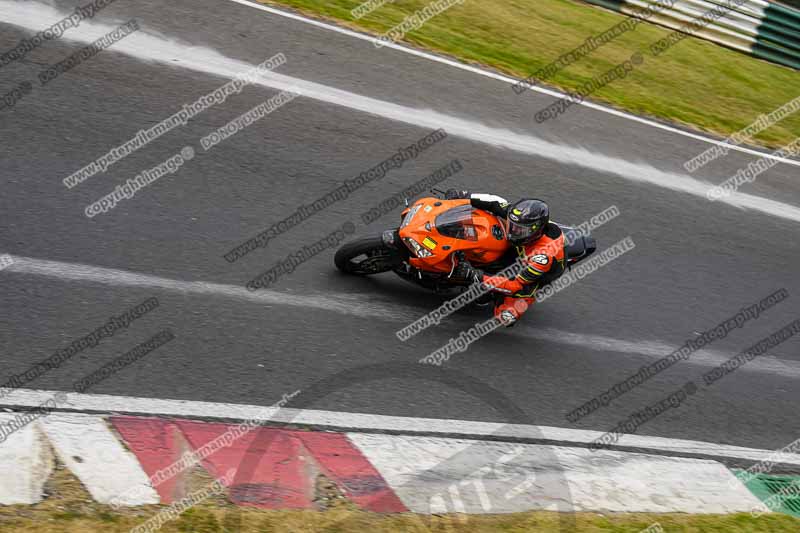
[534,326,800,379]
[3,254,799,381]
[1,388,799,467]
[3,2,800,223]
[1,254,398,319]
[223,0,800,168]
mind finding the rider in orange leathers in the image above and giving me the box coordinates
[445,190,565,327]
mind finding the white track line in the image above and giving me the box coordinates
[225,0,800,168]
[2,254,400,320]
[4,3,800,224]
[4,253,799,380]
[2,388,800,467]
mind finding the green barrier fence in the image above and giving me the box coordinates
[582,0,800,69]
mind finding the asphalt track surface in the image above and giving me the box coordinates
[0,0,798,455]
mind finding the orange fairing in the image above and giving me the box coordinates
[397,198,510,273]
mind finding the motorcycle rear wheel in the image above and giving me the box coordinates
[334,235,403,275]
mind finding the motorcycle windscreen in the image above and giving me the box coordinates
[434,205,478,241]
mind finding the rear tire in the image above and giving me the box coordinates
[334,235,403,275]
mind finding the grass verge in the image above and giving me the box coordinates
[3,505,800,532]
[1,462,799,533]
[254,0,800,149]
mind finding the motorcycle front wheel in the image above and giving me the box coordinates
[334,234,404,275]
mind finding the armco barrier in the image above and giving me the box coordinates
[583,0,800,69]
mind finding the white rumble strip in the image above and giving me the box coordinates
[0,414,53,505]
[38,413,159,506]
[2,388,800,467]
[348,433,765,514]
[0,391,775,514]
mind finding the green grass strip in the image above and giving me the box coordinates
[257,0,800,149]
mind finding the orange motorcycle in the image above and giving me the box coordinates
[335,191,596,293]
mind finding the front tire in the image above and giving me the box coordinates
[334,234,403,275]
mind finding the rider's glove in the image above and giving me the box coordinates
[450,260,482,285]
[444,189,470,200]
